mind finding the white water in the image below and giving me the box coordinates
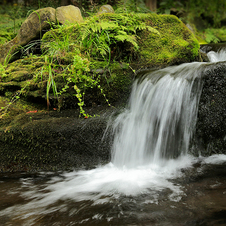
[0,49,226,224]
[111,62,203,167]
[207,48,226,62]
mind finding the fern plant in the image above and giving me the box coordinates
[205,28,220,43]
[78,13,159,63]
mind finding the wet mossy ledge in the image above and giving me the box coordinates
[0,108,113,172]
[0,7,201,172]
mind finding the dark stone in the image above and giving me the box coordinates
[193,62,226,156]
[0,108,115,172]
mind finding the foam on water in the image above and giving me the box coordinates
[0,154,226,223]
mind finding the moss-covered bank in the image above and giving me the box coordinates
[0,12,199,113]
[0,11,202,172]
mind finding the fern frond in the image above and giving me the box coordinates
[115,34,138,49]
[99,21,119,31]
[146,26,160,35]
[81,26,91,41]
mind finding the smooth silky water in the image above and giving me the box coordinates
[0,50,226,225]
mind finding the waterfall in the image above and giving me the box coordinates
[111,63,204,168]
[207,48,226,62]
[111,47,225,168]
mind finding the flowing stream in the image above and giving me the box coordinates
[0,49,226,225]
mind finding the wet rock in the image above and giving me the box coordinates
[193,62,226,156]
[0,109,114,172]
[56,5,83,25]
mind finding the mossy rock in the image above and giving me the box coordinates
[42,13,200,68]
[0,56,132,111]
[135,14,200,68]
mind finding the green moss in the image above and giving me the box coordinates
[137,14,199,67]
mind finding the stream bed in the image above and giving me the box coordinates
[0,155,225,226]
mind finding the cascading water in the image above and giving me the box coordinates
[111,62,203,168]
[207,48,226,62]
[0,48,226,225]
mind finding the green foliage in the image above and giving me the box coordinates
[78,13,159,61]
[204,28,220,43]
[202,28,226,43]
[116,0,151,13]
[0,11,25,44]
[157,0,226,28]
[41,13,159,116]
[158,0,184,14]
[0,3,25,35]
[185,0,226,28]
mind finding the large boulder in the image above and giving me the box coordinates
[56,5,83,24]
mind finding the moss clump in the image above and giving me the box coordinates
[136,14,200,67]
